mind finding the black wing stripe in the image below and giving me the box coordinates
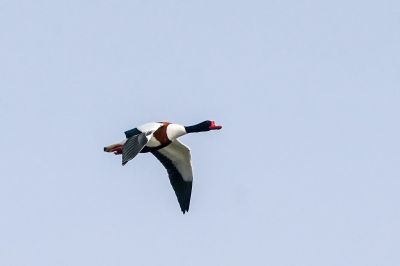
[124,128,141,138]
[151,151,192,213]
[122,133,148,165]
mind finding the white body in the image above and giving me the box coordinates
[135,122,187,147]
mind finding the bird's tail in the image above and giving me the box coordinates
[104,140,126,155]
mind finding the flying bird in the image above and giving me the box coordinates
[104,120,222,213]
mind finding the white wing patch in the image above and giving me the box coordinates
[158,140,193,182]
[136,122,162,147]
[137,122,163,133]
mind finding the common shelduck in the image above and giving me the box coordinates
[104,120,222,213]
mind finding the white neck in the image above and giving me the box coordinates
[166,124,187,140]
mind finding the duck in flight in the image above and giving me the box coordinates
[104,120,222,213]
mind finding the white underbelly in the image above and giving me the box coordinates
[146,136,161,147]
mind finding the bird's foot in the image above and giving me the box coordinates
[104,144,124,155]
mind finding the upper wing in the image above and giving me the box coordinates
[125,122,163,138]
[122,132,153,165]
[122,123,162,165]
[151,140,193,213]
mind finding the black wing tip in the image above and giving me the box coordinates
[180,199,190,214]
[179,184,191,214]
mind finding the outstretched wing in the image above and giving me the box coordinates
[151,140,193,213]
[122,132,153,165]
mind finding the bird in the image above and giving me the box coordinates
[104,120,222,213]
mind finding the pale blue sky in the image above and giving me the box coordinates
[0,0,399,265]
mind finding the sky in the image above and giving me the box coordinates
[0,0,399,265]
